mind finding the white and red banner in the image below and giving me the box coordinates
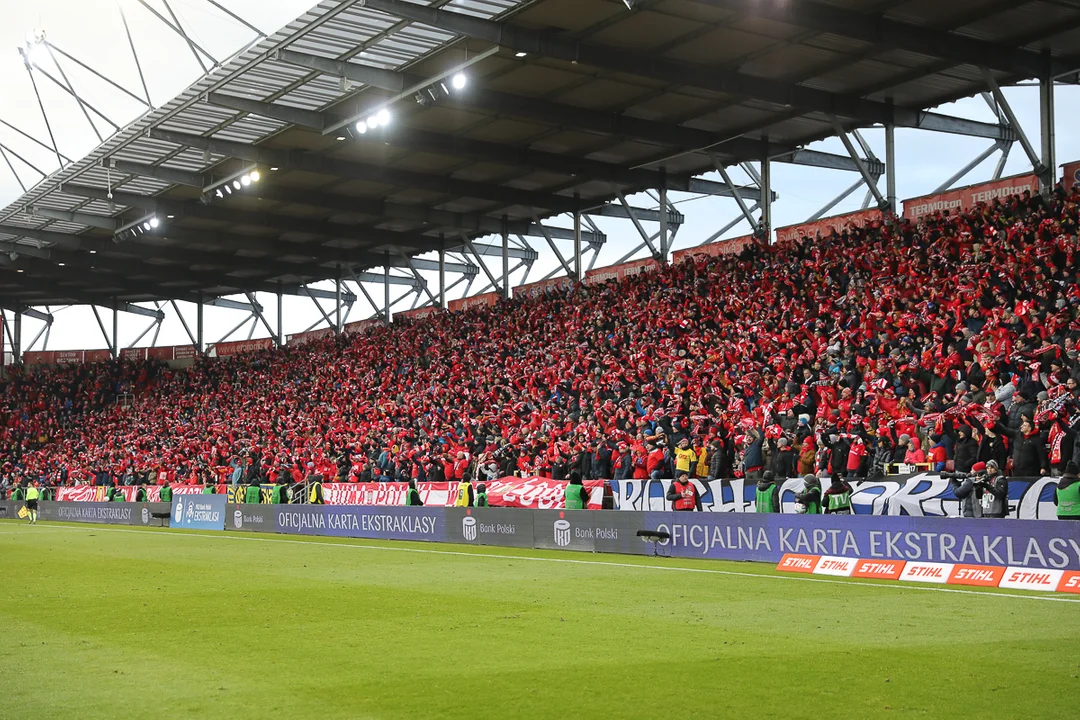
[902,173,1038,222]
[778,555,1080,595]
[583,258,659,287]
[775,209,882,245]
[513,276,574,300]
[448,292,499,313]
[672,235,754,264]
[323,477,603,510]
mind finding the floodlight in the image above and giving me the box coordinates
[451,73,467,90]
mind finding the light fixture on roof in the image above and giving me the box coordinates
[270,166,279,171]
[451,72,467,90]
[336,135,346,141]
[376,108,390,126]
[20,29,47,67]
[166,214,175,219]
[16,268,23,273]
[224,185,232,195]
[241,175,251,187]
[232,180,242,190]
[142,221,152,231]
[58,262,65,267]
[89,249,96,254]
[248,170,260,183]
[215,189,223,199]
[622,0,636,8]
[149,217,160,229]
[356,120,368,134]
[515,51,527,58]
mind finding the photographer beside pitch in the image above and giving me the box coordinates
[943,461,1008,519]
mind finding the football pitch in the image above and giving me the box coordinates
[1,520,1078,719]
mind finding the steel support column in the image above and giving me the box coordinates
[196,293,204,355]
[112,299,119,359]
[438,248,446,309]
[1040,75,1056,197]
[659,185,669,261]
[335,265,343,334]
[384,260,391,324]
[501,228,510,300]
[12,304,22,364]
[573,211,583,280]
[885,124,897,214]
[277,287,283,346]
[983,69,1044,176]
[760,156,772,242]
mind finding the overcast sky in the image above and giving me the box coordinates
[1,0,1078,353]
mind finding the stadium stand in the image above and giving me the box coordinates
[3,181,1080,495]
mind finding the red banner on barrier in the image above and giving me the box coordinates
[22,351,56,365]
[288,327,335,346]
[148,346,176,360]
[583,259,659,287]
[902,173,1038,222]
[120,347,148,360]
[775,209,882,245]
[1063,160,1080,189]
[395,306,440,321]
[343,318,380,335]
[211,338,274,357]
[672,235,754,264]
[513,276,574,300]
[448,292,499,313]
[174,345,197,360]
[84,349,111,363]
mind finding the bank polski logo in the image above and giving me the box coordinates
[141,508,149,525]
[185,501,195,522]
[462,515,477,541]
[554,518,571,547]
[234,510,244,529]
[173,498,184,523]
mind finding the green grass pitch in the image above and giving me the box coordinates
[2,520,1079,719]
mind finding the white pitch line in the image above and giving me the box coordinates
[8,522,1080,604]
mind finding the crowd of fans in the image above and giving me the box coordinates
[4,182,1080,497]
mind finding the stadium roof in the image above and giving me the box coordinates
[2,0,1080,307]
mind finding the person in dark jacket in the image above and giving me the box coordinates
[950,424,979,474]
[706,440,725,480]
[771,437,796,479]
[996,416,1049,477]
[742,428,764,480]
[613,444,633,481]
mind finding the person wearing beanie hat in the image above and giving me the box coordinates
[755,470,780,513]
[974,459,1008,519]
[794,474,822,514]
[1055,461,1080,520]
